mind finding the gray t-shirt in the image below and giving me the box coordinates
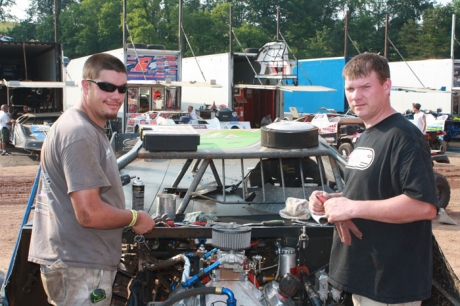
[28,108,125,271]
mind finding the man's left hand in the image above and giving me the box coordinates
[336,220,362,246]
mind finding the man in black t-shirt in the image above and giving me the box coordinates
[309,53,438,306]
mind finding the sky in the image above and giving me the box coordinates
[9,0,30,20]
[8,0,455,21]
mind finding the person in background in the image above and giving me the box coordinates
[28,53,155,306]
[188,105,198,120]
[309,53,437,306]
[436,107,443,115]
[17,105,29,117]
[153,89,161,100]
[0,104,12,156]
[413,102,426,133]
[260,114,272,127]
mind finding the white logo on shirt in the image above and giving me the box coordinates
[106,147,112,159]
[346,147,374,170]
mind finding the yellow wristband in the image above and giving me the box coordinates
[129,210,138,227]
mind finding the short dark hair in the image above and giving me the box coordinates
[412,103,421,110]
[82,53,127,80]
[343,53,390,85]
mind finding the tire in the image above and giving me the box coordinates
[147,44,166,50]
[261,122,318,149]
[430,139,447,153]
[434,172,450,209]
[337,142,354,157]
[438,140,447,153]
[126,43,147,49]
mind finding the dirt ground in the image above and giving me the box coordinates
[0,148,460,280]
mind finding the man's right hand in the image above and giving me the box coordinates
[132,211,155,234]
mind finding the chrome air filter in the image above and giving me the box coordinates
[212,223,251,250]
[261,121,318,149]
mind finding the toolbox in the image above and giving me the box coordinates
[142,125,200,151]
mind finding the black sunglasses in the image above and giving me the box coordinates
[87,80,128,94]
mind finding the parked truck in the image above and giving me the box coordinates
[0,41,69,117]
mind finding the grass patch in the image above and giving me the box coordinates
[0,21,17,33]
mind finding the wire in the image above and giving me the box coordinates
[278,31,312,85]
[231,29,263,85]
[146,159,172,214]
[124,21,148,81]
[347,33,361,54]
[387,37,425,88]
[181,24,207,82]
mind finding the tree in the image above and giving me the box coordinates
[3,0,458,61]
[0,0,16,22]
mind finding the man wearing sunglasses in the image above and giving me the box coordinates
[28,53,155,306]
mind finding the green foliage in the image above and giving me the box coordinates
[0,21,16,33]
[2,0,459,62]
[0,0,16,22]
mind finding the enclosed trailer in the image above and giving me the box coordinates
[182,44,335,128]
[65,45,183,133]
[0,41,68,116]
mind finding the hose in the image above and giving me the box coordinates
[275,242,282,281]
[160,287,236,306]
[300,270,322,306]
[146,254,191,283]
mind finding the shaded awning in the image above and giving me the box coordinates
[2,79,75,88]
[392,86,451,93]
[234,84,336,92]
[128,80,222,88]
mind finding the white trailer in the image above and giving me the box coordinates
[181,52,231,111]
[65,46,183,133]
[389,59,454,114]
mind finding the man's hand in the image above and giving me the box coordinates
[309,193,362,246]
[323,197,354,223]
[132,211,155,234]
[336,220,362,246]
[308,190,328,215]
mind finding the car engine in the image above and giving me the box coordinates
[112,222,349,306]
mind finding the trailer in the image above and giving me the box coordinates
[389,59,453,114]
[0,41,69,116]
[182,43,335,128]
[65,45,185,133]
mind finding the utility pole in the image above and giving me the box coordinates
[277,7,280,40]
[54,0,59,42]
[384,14,388,59]
[179,0,183,53]
[343,11,348,58]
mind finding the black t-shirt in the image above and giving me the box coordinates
[328,113,438,303]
